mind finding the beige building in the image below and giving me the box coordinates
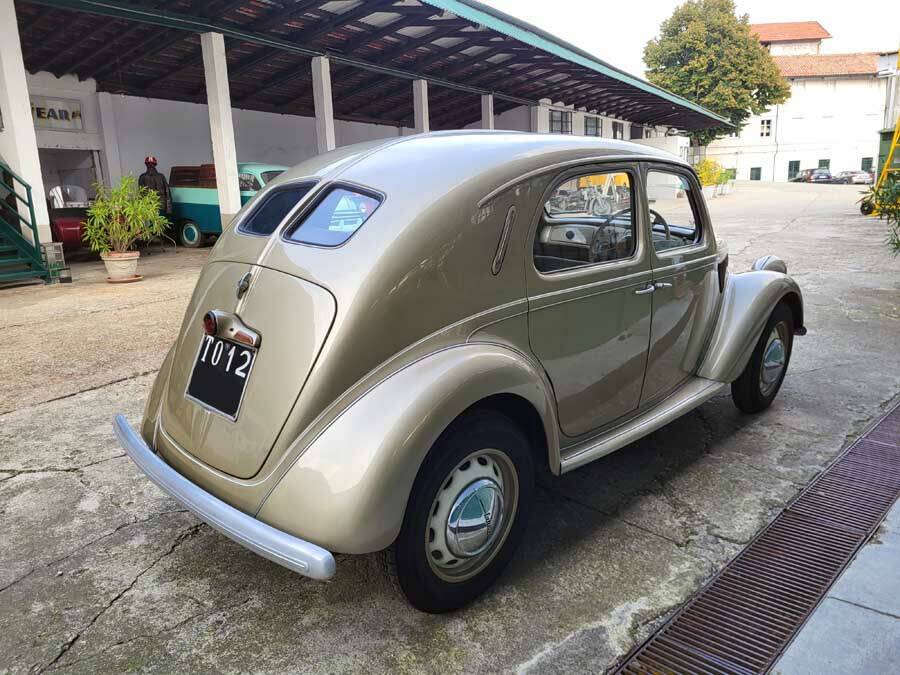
[706,21,898,182]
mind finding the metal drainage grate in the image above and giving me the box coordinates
[617,403,900,675]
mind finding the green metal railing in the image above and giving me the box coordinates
[0,159,49,281]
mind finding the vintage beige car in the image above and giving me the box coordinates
[115,132,805,613]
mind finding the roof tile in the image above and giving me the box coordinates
[772,53,881,78]
[750,21,831,43]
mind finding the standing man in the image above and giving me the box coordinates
[138,156,171,214]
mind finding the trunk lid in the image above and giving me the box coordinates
[160,261,335,478]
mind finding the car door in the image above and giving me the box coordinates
[527,164,653,438]
[640,163,720,406]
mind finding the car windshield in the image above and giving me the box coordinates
[261,170,285,185]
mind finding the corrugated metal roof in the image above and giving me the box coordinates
[16,0,728,130]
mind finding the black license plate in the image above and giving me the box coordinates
[186,335,256,420]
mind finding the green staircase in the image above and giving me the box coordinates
[0,160,49,284]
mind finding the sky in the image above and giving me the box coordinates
[478,0,900,80]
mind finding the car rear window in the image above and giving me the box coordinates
[238,185,313,236]
[285,186,382,247]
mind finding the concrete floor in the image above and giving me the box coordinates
[774,500,900,674]
[1,182,898,673]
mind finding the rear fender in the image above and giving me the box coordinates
[698,270,804,383]
[256,343,557,554]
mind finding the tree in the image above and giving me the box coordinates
[644,0,790,145]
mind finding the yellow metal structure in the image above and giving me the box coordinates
[875,117,900,192]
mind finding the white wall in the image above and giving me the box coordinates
[769,41,821,56]
[707,74,888,181]
[111,94,409,181]
[24,70,676,195]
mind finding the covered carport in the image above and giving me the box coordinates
[1,0,726,266]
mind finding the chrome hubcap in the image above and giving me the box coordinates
[446,478,504,558]
[427,449,517,582]
[760,324,788,396]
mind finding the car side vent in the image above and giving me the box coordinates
[492,206,516,275]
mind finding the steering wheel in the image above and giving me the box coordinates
[649,208,670,240]
[588,208,672,262]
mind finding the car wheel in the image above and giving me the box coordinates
[860,200,875,216]
[731,303,794,414]
[179,221,203,248]
[382,409,534,613]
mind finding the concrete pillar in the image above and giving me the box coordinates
[530,104,549,133]
[413,79,429,133]
[0,0,50,245]
[311,56,336,154]
[200,32,241,227]
[97,92,122,186]
[480,94,494,130]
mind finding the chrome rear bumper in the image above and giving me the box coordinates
[113,414,336,580]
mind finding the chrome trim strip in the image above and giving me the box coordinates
[113,415,336,580]
[477,154,690,207]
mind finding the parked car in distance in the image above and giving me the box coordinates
[791,168,832,183]
[116,132,805,613]
[168,161,287,247]
[47,184,90,249]
[832,170,874,185]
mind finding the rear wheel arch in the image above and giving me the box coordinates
[459,393,551,475]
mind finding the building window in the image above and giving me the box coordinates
[750,167,762,181]
[549,110,572,134]
[818,159,830,170]
[861,157,873,172]
[584,116,600,136]
[788,161,800,180]
[630,124,644,140]
[612,121,624,139]
[760,119,772,137]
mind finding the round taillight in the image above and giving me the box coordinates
[202,311,217,336]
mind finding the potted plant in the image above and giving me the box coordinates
[859,176,900,255]
[83,176,167,282]
[695,159,722,200]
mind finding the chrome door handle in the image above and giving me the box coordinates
[634,284,656,295]
[654,282,673,289]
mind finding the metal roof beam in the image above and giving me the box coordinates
[28,0,534,106]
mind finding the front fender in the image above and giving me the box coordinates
[698,270,804,383]
[256,343,557,554]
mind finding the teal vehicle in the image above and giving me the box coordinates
[168,162,287,247]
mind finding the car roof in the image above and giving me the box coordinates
[273,131,689,204]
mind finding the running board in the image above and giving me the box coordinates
[559,377,726,473]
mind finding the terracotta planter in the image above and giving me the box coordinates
[101,250,141,282]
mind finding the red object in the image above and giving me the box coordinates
[144,155,158,165]
[202,311,218,336]
[50,210,87,249]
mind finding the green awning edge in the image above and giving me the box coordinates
[423,0,731,127]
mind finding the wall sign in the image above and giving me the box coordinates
[31,96,83,130]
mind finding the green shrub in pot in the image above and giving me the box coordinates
[83,176,168,282]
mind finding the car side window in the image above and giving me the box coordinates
[239,173,261,191]
[238,185,313,236]
[534,170,635,274]
[645,170,702,253]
